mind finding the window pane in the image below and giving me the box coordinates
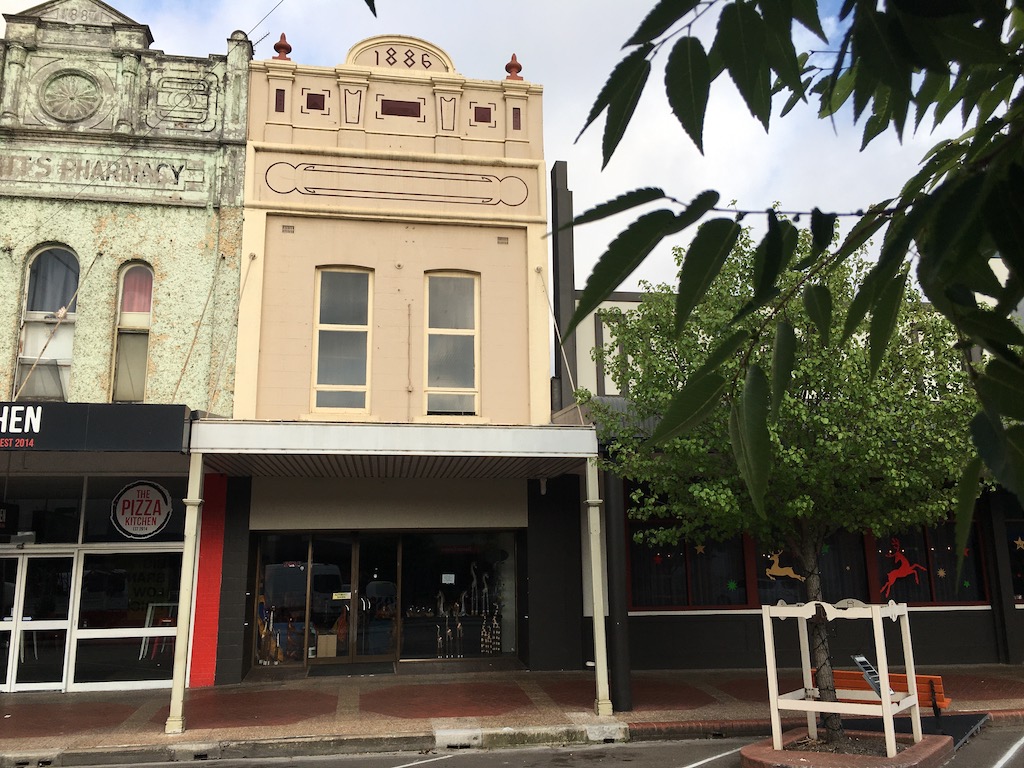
[429,276,474,329]
[75,636,175,682]
[112,332,148,402]
[120,266,153,314]
[629,538,688,608]
[317,330,367,386]
[819,531,869,602]
[15,361,65,401]
[757,549,805,606]
[428,335,474,387]
[691,538,747,606]
[79,552,181,629]
[427,393,474,414]
[928,523,985,602]
[27,248,79,312]
[876,530,931,603]
[320,271,368,326]
[316,390,366,408]
[0,476,82,544]
[1007,520,1024,602]
[83,477,186,544]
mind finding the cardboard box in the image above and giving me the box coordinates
[317,634,337,658]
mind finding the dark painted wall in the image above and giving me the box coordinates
[628,608,1002,670]
[526,475,585,670]
[215,476,252,684]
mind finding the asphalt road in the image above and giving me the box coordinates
[80,726,1024,768]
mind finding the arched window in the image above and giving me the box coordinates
[111,263,153,402]
[15,247,80,400]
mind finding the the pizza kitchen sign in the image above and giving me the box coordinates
[111,481,173,540]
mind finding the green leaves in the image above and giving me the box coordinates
[578,44,654,168]
[730,365,772,517]
[771,321,796,418]
[666,37,711,152]
[626,0,701,46]
[954,454,983,579]
[675,219,743,333]
[717,2,772,129]
[568,191,719,337]
[803,285,832,347]
[651,373,729,444]
[568,188,666,228]
[868,268,909,377]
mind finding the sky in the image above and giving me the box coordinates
[1,0,957,291]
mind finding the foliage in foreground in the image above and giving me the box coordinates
[569,0,1024,555]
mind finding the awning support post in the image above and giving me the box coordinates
[165,450,204,734]
[585,459,613,716]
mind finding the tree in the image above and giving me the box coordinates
[567,1,1024,554]
[579,230,976,740]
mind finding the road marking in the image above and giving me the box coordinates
[392,756,456,768]
[992,733,1024,768]
[676,745,745,768]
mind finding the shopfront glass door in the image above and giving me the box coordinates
[1,555,74,691]
[258,534,399,667]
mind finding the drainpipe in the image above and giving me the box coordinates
[165,450,204,734]
[585,460,613,715]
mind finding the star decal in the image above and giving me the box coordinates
[937,568,946,578]
[821,543,830,554]
[1014,537,1024,551]
[695,544,706,554]
[963,580,971,588]
[726,579,738,592]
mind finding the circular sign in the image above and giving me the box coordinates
[111,481,173,540]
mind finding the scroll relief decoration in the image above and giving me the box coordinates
[265,162,528,207]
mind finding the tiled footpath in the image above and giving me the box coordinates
[1,665,1022,767]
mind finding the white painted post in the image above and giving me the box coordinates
[585,461,612,716]
[796,610,816,739]
[762,607,784,750]
[165,451,204,734]
[900,609,923,742]
[872,606,897,758]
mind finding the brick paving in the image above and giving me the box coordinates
[0,664,1021,766]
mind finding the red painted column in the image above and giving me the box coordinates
[189,473,227,687]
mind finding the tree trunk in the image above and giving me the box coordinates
[800,533,843,742]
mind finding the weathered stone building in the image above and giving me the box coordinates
[0,0,249,411]
[0,0,249,697]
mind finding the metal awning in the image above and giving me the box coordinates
[190,419,598,479]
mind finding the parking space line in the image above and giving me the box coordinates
[676,745,744,768]
[392,755,456,768]
[992,733,1024,768]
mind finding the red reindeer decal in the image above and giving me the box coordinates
[880,538,927,598]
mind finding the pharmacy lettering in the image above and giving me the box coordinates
[0,150,197,189]
[111,481,173,540]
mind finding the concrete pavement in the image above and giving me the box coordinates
[1,664,1022,766]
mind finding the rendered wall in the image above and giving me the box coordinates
[0,0,251,412]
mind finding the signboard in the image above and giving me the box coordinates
[0,402,190,452]
[111,480,173,540]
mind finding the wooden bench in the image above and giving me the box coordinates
[812,669,952,719]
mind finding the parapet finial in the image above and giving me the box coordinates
[505,53,523,81]
[273,33,292,61]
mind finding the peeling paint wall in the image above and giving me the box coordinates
[0,1,251,413]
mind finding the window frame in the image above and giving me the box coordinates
[424,271,480,416]
[16,246,80,401]
[110,262,153,403]
[311,267,373,413]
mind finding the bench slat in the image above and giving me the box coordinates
[812,669,951,709]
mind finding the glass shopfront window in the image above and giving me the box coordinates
[400,532,515,659]
[78,552,181,629]
[0,476,83,544]
[83,477,185,543]
[254,531,517,666]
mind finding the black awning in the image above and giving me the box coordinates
[0,402,190,452]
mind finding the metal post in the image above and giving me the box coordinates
[165,451,204,734]
[585,460,612,715]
